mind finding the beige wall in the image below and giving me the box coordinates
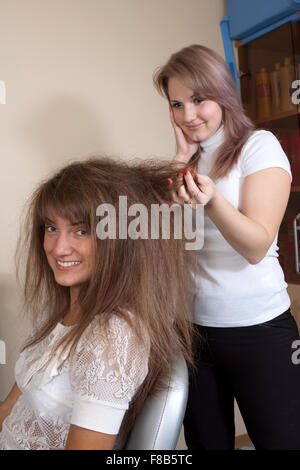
[4,0,298,448]
[0,0,226,402]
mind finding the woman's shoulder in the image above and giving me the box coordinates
[75,312,149,355]
[243,129,280,149]
[69,312,150,387]
[84,311,140,337]
[237,128,291,177]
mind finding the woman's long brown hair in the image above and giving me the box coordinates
[16,156,200,447]
[153,44,255,180]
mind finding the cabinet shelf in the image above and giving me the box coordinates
[254,108,300,126]
[237,20,300,284]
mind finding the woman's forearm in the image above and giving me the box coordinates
[205,188,272,264]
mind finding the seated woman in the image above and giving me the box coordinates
[0,156,198,450]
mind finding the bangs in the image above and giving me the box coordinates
[36,175,92,230]
[180,71,215,101]
[163,49,223,102]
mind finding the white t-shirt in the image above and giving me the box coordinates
[0,314,149,450]
[192,125,292,327]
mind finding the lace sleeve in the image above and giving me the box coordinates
[69,315,150,434]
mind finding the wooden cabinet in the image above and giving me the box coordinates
[236,21,300,283]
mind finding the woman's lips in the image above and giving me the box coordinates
[55,260,82,271]
[187,122,205,131]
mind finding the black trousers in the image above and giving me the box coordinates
[183,309,300,450]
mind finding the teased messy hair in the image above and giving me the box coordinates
[16,156,200,447]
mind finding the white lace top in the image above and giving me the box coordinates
[0,314,150,450]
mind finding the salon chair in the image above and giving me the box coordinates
[124,354,189,450]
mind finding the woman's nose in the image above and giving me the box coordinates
[183,104,197,123]
[53,233,73,256]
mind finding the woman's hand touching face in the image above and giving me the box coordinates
[169,105,199,164]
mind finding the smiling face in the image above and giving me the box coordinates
[168,76,223,143]
[43,211,94,292]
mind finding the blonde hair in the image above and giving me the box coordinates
[153,44,255,179]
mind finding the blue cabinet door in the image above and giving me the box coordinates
[227,0,300,39]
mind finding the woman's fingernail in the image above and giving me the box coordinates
[167,178,172,185]
[189,167,194,174]
[184,169,188,176]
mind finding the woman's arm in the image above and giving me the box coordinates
[0,382,22,431]
[167,101,291,263]
[182,167,291,264]
[64,424,116,450]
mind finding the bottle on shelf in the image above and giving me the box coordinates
[270,63,281,115]
[279,57,295,112]
[255,67,271,120]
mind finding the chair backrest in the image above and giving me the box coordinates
[124,355,188,450]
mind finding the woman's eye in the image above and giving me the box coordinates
[171,102,182,108]
[45,225,56,233]
[77,229,88,236]
[194,98,204,104]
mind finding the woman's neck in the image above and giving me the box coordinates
[200,123,225,153]
[62,287,81,326]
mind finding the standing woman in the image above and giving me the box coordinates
[154,44,300,450]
